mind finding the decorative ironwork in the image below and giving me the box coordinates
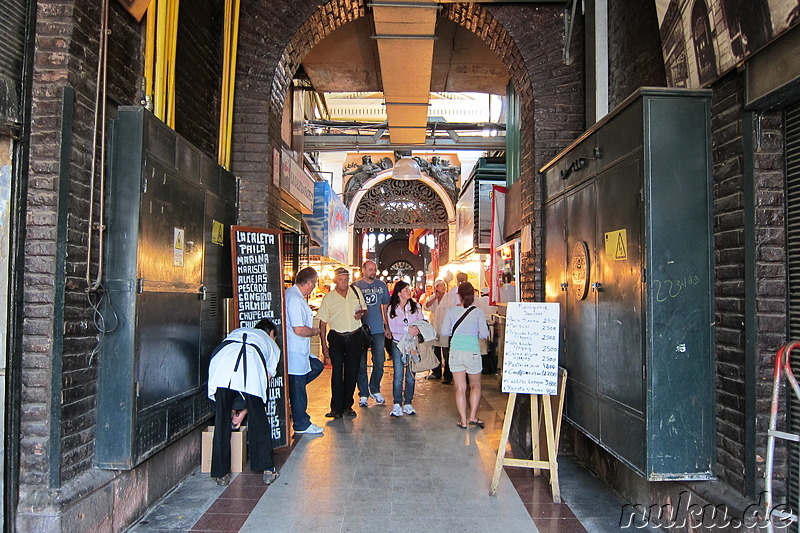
[388,260,415,281]
[353,178,449,230]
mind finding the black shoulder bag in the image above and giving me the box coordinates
[350,285,373,348]
[446,306,475,348]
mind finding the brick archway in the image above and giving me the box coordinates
[233,0,583,300]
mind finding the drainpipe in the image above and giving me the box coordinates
[5,0,38,526]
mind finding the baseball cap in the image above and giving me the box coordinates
[334,267,350,275]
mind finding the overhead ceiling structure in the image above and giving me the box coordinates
[301,2,514,148]
[301,18,510,95]
[371,0,439,144]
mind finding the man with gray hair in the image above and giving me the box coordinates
[285,267,325,435]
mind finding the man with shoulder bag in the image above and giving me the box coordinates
[317,267,367,419]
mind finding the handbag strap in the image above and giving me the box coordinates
[451,306,475,336]
[350,284,363,305]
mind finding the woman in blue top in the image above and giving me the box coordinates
[441,282,489,428]
[386,280,424,417]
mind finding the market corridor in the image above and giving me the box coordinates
[129,366,653,533]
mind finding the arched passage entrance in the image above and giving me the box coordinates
[351,175,450,281]
[232,0,584,301]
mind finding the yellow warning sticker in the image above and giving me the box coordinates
[605,229,627,261]
[174,228,185,267]
[212,220,225,246]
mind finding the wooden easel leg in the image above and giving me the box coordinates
[541,393,561,503]
[490,393,517,496]
[531,394,541,475]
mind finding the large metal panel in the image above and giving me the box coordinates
[596,98,643,173]
[540,88,714,480]
[200,190,236,385]
[544,200,567,326]
[644,95,714,479]
[97,107,237,469]
[135,292,201,410]
[596,157,644,413]
[139,165,205,287]
[600,402,646,471]
[565,183,597,391]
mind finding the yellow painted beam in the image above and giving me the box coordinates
[154,0,168,119]
[144,3,156,101]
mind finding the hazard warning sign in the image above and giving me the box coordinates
[604,229,627,261]
[173,227,185,267]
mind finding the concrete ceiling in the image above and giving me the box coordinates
[301,8,510,144]
[302,18,510,94]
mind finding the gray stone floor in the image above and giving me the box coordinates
[239,382,535,533]
[128,363,659,533]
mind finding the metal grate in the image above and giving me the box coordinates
[786,102,800,527]
[0,0,27,123]
[0,1,26,85]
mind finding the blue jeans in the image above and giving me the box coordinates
[357,332,386,397]
[289,356,324,431]
[391,340,415,405]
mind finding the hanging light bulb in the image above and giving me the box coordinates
[392,157,422,180]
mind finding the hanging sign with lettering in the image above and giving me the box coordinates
[230,226,289,448]
[502,302,560,395]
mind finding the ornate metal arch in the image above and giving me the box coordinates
[353,179,449,230]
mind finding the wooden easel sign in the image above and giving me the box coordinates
[490,302,566,503]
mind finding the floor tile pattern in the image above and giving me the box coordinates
[129,363,660,533]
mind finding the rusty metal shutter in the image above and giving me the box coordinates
[787,102,800,520]
[0,0,29,124]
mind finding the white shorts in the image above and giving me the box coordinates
[449,349,482,375]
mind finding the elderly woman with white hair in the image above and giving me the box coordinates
[424,278,452,383]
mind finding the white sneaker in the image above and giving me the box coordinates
[390,404,403,417]
[359,397,369,407]
[371,393,385,404]
[402,404,416,415]
[295,423,324,435]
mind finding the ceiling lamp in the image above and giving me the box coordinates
[392,157,422,180]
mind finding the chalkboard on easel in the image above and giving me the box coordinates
[230,226,289,448]
[501,302,560,395]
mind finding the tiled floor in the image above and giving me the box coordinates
[129,363,658,533]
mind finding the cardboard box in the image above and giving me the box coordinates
[201,425,247,473]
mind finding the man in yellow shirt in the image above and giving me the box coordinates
[317,267,367,418]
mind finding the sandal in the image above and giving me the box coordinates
[262,469,280,485]
[456,422,468,429]
[468,419,485,429]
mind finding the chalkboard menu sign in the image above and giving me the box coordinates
[230,226,289,448]
[501,302,560,395]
